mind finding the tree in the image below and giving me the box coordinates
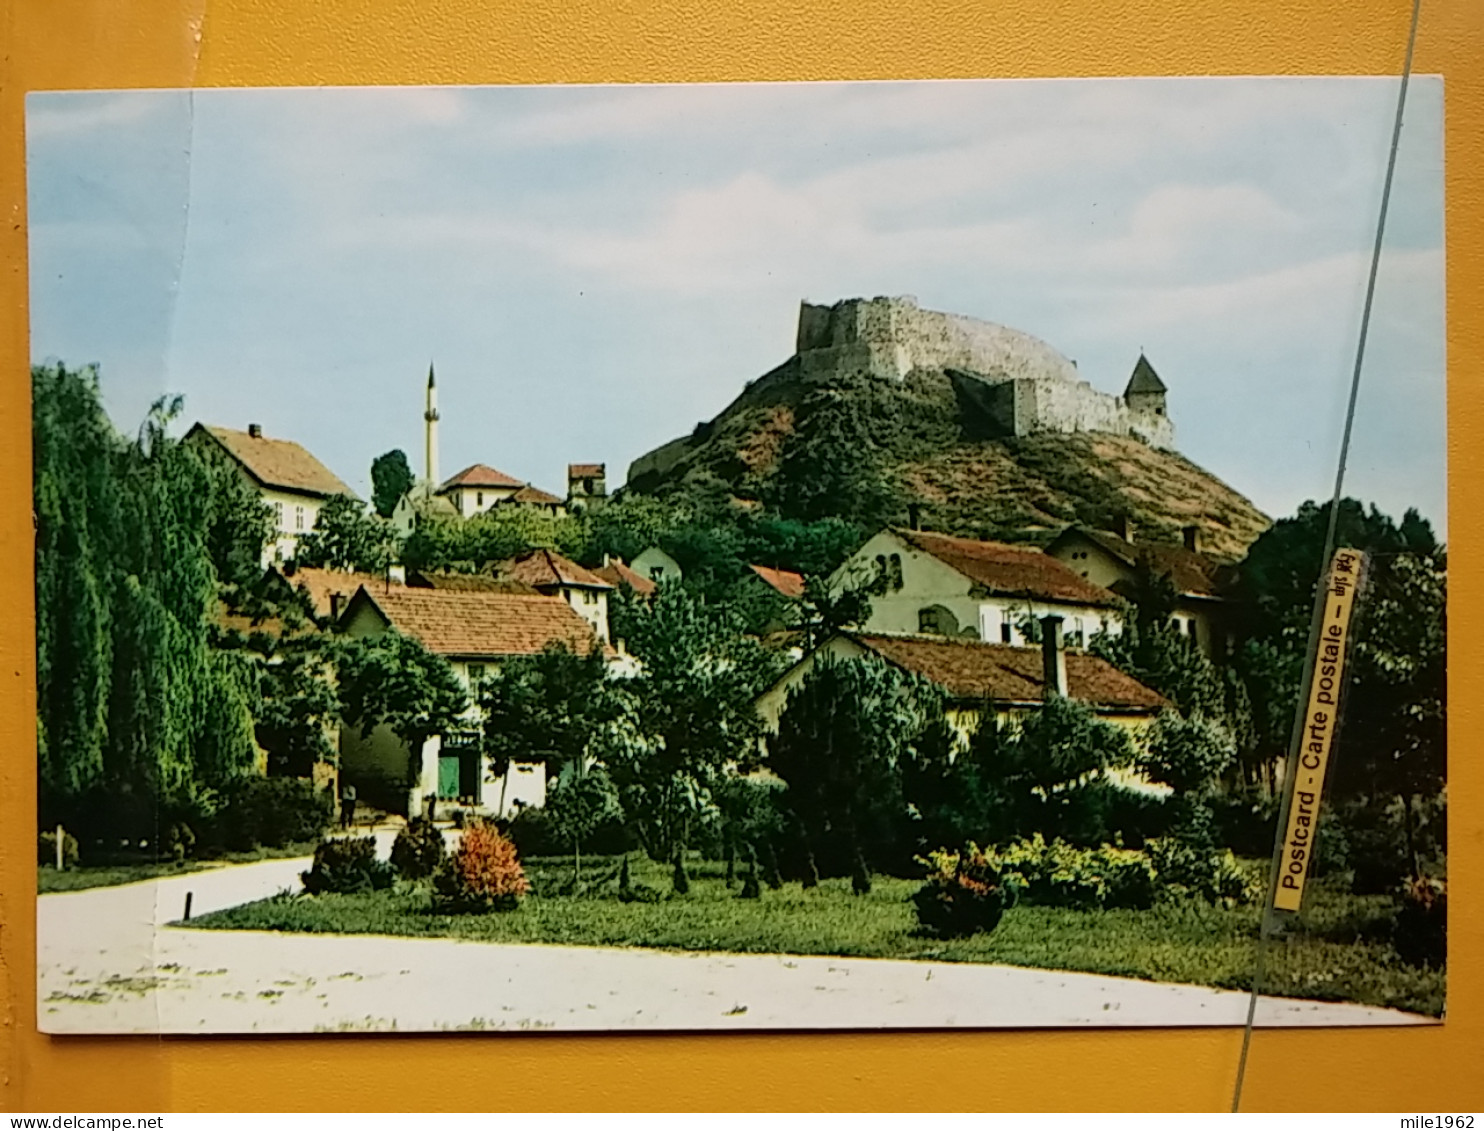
[370,449,415,519]
[336,631,469,801]
[604,583,779,866]
[544,767,623,885]
[1138,712,1237,796]
[766,654,941,889]
[1233,498,1446,882]
[295,494,400,573]
[479,643,618,814]
[973,695,1137,844]
[35,368,263,842]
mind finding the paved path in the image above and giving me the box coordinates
[37,842,1436,1035]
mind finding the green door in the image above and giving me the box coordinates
[438,755,462,800]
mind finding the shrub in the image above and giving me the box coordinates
[300,836,395,894]
[390,818,447,881]
[912,844,1007,937]
[433,823,529,912]
[1137,712,1236,794]
[989,834,1159,911]
[1147,837,1259,906]
[506,805,562,856]
[1393,875,1446,968]
[212,776,333,851]
[38,828,79,869]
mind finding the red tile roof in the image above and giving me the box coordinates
[568,463,605,479]
[505,484,564,507]
[749,563,807,599]
[591,558,658,597]
[283,567,400,620]
[439,463,524,490]
[498,548,613,591]
[350,586,603,658]
[1054,527,1231,599]
[853,632,1167,712]
[191,424,354,499]
[407,570,541,595]
[895,528,1119,608]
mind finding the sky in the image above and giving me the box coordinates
[26,78,1446,533]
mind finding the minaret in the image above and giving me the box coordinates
[423,363,440,486]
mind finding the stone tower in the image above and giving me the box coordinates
[424,363,440,485]
[1124,354,1168,418]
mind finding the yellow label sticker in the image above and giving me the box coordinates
[1272,547,1365,913]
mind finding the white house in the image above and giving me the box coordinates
[336,584,611,818]
[630,546,683,585]
[755,620,1167,741]
[185,422,355,565]
[1044,522,1238,660]
[495,547,615,643]
[830,527,1124,647]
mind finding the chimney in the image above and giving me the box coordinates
[907,502,922,531]
[248,423,263,439]
[1114,514,1136,544]
[1182,525,1199,552]
[1040,615,1068,699]
[386,563,407,585]
[329,592,344,621]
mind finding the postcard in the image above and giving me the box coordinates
[28,77,1445,1034]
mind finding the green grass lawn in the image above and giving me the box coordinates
[186,853,1444,1017]
[37,840,321,894]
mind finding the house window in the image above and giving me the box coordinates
[889,553,903,591]
[477,491,484,507]
[274,502,284,529]
[1072,617,1085,646]
[295,506,305,531]
[467,663,486,687]
[1000,623,1012,644]
[650,567,663,581]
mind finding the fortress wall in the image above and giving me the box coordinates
[798,296,1080,384]
[1021,378,1176,447]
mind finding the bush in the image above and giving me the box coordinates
[990,834,1159,911]
[508,797,633,858]
[300,836,395,894]
[1208,792,1279,858]
[390,818,447,881]
[38,828,79,869]
[211,776,333,852]
[912,844,1007,938]
[433,823,530,912]
[1147,838,1259,906]
[1393,875,1446,968]
[506,805,561,856]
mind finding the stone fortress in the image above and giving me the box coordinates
[796,295,1175,449]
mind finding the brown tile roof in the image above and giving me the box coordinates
[591,558,658,597]
[568,463,605,478]
[854,632,1167,712]
[191,424,354,499]
[895,528,1120,608]
[749,563,807,599]
[498,548,613,591]
[283,567,400,620]
[1062,528,1231,599]
[350,586,604,658]
[439,463,524,490]
[407,570,541,595]
[504,484,565,507]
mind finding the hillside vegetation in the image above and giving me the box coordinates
[626,362,1269,560]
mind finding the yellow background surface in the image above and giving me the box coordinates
[2,0,1481,1112]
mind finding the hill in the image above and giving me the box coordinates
[626,298,1270,561]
